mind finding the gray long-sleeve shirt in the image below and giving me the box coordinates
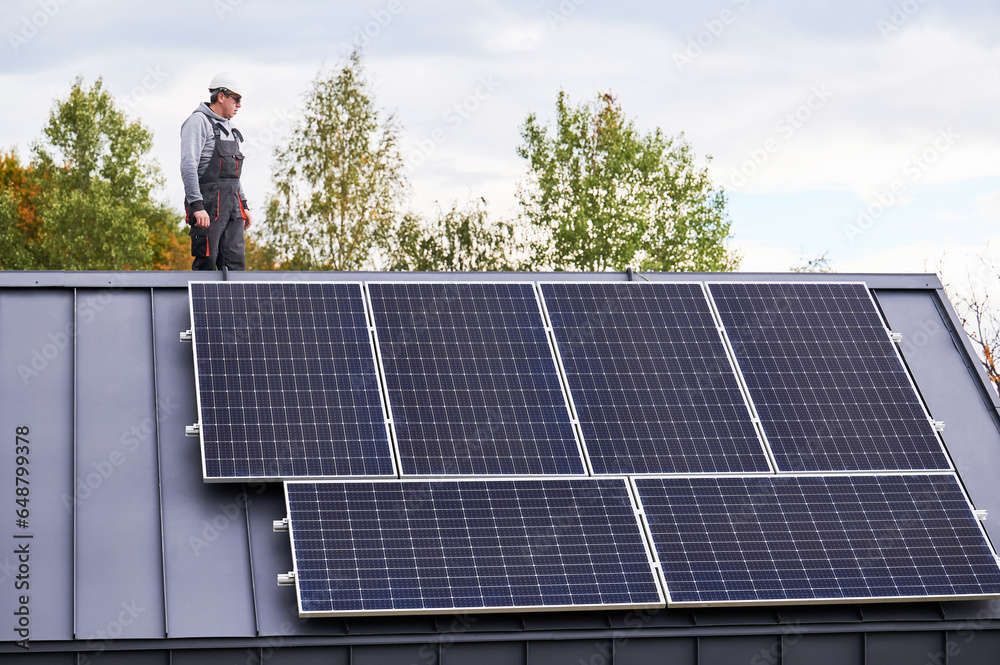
[180,102,246,209]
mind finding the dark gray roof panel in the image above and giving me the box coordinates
[74,289,165,640]
[876,289,1000,547]
[153,289,257,638]
[0,290,75,642]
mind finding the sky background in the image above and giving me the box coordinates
[1,0,998,291]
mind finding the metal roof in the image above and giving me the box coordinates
[2,269,999,664]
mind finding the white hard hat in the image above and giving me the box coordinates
[208,72,243,96]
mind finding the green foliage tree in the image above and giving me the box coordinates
[517,91,738,272]
[259,50,407,270]
[389,198,520,271]
[0,77,187,270]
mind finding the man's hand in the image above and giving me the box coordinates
[193,210,210,228]
[244,210,252,230]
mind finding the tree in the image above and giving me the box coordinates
[0,77,188,270]
[517,91,738,272]
[389,198,521,272]
[943,251,1000,395]
[791,251,833,273]
[0,151,42,268]
[259,50,407,270]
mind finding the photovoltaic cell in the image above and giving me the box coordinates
[708,282,950,472]
[368,282,584,476]
[634,474,1000,606]
[541,282,770,474]
[285,478,664,616]
[190,282,394,481]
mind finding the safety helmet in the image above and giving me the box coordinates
[208,72,243,97]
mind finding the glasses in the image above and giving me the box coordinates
[225,91,242,105]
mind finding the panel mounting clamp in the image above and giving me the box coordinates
[273,517,289,532]
[180,329,193,343]
[889,332,903,343]
[185,423,201,437]
[931,421,946,432]
[974,509,988,522]
[277,571,296,586]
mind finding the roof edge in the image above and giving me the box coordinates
[0,270,945,290]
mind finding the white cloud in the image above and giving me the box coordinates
[830,237,1000,287]
[683,26,1000,198]
[975,190,1000,218]
[730,242,802,273]
[935,210,964,223]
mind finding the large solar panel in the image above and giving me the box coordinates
[540,282,771,475]
[368,282,585,476]
[285,478,665,616]
[708,282,950,472]
[190,282,394,481]
[634,474,1000,606]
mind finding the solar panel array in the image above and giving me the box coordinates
[185,279,1000,614]
[634,474,1000,605]
[709,282,950,472]
[542,282,770,474]
[368,282,583,476]
[286,478,664,616]
[190,282,394,481]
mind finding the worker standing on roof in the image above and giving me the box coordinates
[180,72,252,270]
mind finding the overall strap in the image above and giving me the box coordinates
[210,120,243,144]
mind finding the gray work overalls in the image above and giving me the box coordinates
[187,120,247,270]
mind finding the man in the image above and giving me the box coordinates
[180,72,252,270]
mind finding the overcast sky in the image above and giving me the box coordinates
[2,0,998,280]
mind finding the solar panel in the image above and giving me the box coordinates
[634,474,1000,606]
[367,282,585,476]
[190,282,394,481]
[708,282,950,472]
[284,478,665,616]
[540,282,771,475]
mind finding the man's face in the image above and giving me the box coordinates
[218,91,242,119]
